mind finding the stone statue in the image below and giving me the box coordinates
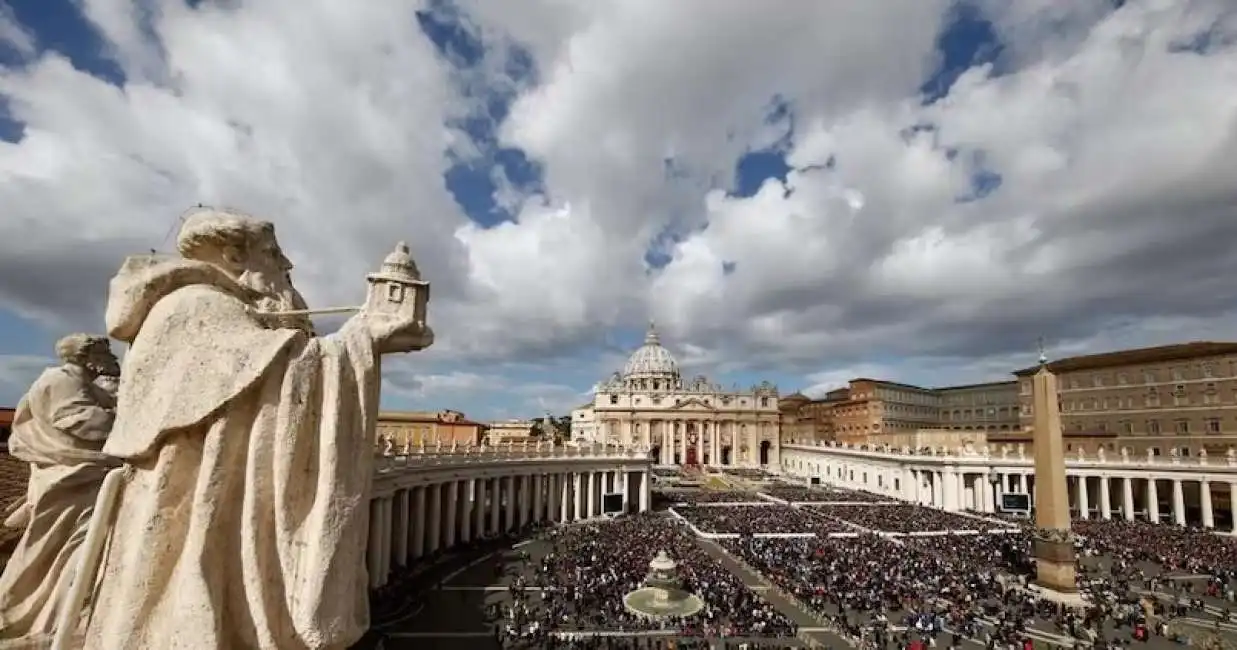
[0,334,121,644]
[381,433,395,456]
[67,209,433,650]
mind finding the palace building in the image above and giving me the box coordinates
[571,323,781,468]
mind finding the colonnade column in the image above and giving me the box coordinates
[1121,477,1135,521]
[393,489,409,566]
[444,481,458,548]
[1146,479,1160,523]
[574,473,585,519]
[1098,476,1111,520]
[1200,480,1214,529]
[640,470,651,512]
[1171,479,1186,526]
[427,483,442,553]
[473,478,486,538]
[489,477,501,534]
[533,474,544,523]
[460,479,474,544]
[561,473,573,521]
[367,498,384,589]
[1077,476,1090,520]
[412,486,427,558]
[504,476,516,531]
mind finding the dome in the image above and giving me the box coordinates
[622,322,680,380]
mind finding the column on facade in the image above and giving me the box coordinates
[1076,475,1090,520]
[427,483,442,553]
[460,479,474,544]
[393,489,409,567]
[412,486,427,559]
[1171,479,1186,526]
[1146,478,1160,523]
[488,477,501,535]
[366,497,384,589]
[1016,474,1027,494]
[660,423,671,465]
[678,422,687,465]
[979,471,993,513]
[1098,476,1111,520]
[1200,480,1214,529]
[1121,477,1135,521]
[748,424,759,467]
[533,474,545,522]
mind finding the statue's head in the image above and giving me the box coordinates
[177,208,312,332]
[56,333,118,377]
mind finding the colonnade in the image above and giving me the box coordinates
[601,418,779,468]
[365,464,653,589]
[782,443,1237,532]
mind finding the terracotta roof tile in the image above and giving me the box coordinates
[1013,341,1237,376]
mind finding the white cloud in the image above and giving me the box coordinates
[3,0,1237,415]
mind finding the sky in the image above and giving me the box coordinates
[1,0,1236,421]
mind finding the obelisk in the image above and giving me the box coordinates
[1030,354,1079,595]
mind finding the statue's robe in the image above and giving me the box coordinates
[0,366,117,643]
[82,257,379,650]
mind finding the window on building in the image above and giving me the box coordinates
[1068,378,1079,389]
[1117,372,1129,385]
[1144,370,1157,384]
[1202,362,1215,378]
[760,397,769,407]
[1206,418,1221,434]
[1172,368,1184,381]
[609,394,618,405]
[1093,374,1104,387]
[1150,447,1161,456]
[1174,419,1190,434]
[1097,421,1108,432]
[1121,420,1133,434]
[1020,381,1031,395]
[1147,419,1161,435]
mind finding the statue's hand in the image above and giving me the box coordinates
[358,312,434,354]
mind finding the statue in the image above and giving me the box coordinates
[63,209,433,650]
[0,334,121,644]
[381,433,395,457]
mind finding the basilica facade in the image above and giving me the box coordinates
[571,324,782,468]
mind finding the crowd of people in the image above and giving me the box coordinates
[670,490,764,504]
[807,504,1013,534]
[1073,519,1237,576]
[491,514,799,642]
[722,468,773,480]
[760,484,892,504]
[721,530,1208,650]
[674,505,851,535]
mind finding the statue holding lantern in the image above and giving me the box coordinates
[44,208,435,650]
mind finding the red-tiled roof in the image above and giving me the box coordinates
[1013,341,1237,376]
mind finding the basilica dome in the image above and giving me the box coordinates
[622,322,680,381]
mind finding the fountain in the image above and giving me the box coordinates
[622,551,705,619]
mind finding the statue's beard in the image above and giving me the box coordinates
[241,270,316,335]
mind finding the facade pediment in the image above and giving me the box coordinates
[675,397,716,411]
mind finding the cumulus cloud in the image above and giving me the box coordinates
[3,0,1237,417]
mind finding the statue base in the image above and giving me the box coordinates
[623,586,705,619]
[1025,581,1089,608]
[1033,536,1079,595]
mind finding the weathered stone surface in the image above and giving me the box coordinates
[32,208,433,650]
[0,335,120,646]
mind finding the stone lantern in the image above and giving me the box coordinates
[365,242,433,350]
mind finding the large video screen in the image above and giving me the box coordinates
[1001,493,1031,512]
[809,477,821,486]
[602,492,624,514]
